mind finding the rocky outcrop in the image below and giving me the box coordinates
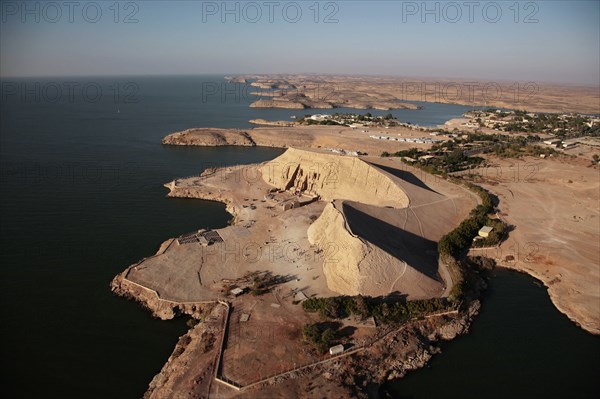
[330,300,481,397]
[260,148,445,298]
[162,128,256,147]
[144,304,224,399]
[250,99,307,109]
[249,119,295,127]
[111,271,212,320]
[261,148,409,208]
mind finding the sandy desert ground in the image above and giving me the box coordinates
[471,156,599,334]
[124,148,477,303]
[163,125,445,155]
[233,74,600,114]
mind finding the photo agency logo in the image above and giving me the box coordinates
[0,1,140,23]
[0,80,140,104]
[401,1,540,23]
[455,162,541,183]
[473,240,540,263]
[200,80,341,104]
[193,237,339,266]
[193,160,340,191]
[396,81,539,104]
[201,1,340,23]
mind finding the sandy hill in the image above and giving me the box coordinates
[262,149,478,298]
[260,148,410,208]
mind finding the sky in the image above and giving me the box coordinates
[1,0,599,85]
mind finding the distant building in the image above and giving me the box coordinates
[239,313,250,322]
[329,344,344,355]
[543,139,561,146]
[478,226,494,238]
[230,287,244,296]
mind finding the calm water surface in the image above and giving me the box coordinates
[388,268,600,399]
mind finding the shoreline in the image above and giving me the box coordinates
[495,264,598,335]
[229,74,600,115]
[111,144,487,397]
[161,128,599,336]
[111,125,597,397]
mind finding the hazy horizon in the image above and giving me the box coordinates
[0,72,599,88]
[1,1,599,85]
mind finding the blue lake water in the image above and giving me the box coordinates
[0,75,596,398]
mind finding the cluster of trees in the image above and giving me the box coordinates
[447,256,496,301]
[304,119,343,126]
[472,219,509,248]
[438,184,493,258]
[302,296,367,319]
[513,114,598,138]
[301,112,398,126]
[382,148,424,159]
[371,298,449,324]
[302,322,338,353]
[249,272,278,296]
[302,295,451,324]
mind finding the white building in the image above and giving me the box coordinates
[329,344,344,355]
[310,114,330,121]
[478,226,493,238]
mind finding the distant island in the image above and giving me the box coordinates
[228,74,600,115]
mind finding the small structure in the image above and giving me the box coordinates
[310,114,330,121]
[294,290,308,302]
[230,287,244,297]
[239,313,250,322]
[478,226,494,238]
[543,139,561,146]
[329,344,344,356]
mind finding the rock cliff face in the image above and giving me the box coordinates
[260,148,409,208]
[307,202,366,295]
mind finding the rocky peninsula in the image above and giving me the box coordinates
[113,102,599,397]
[111,141,489,398]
